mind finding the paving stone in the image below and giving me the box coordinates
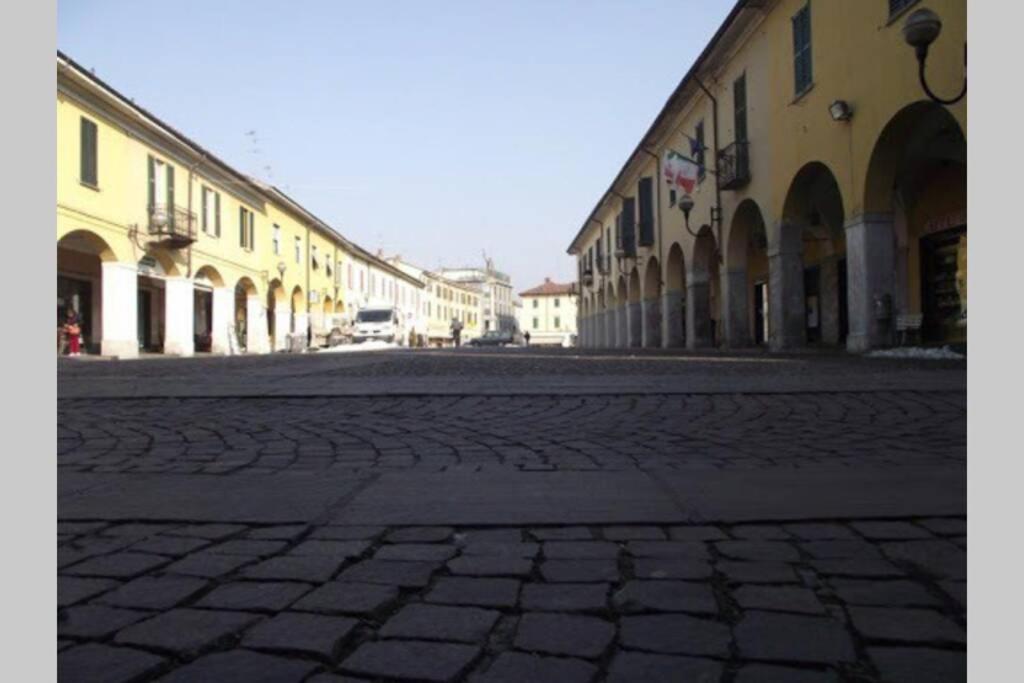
[306,674,371,683]
[242,612,358,660]
[58,521,109,535]
[342,639,480,682]
[514,613,614,659]
[114,608,261,655]
[166,523,246,540]
[619,614,730,657]
[195,581,311,612]
[715,540,800,562]
[63,552,170,579]
[292,581,400,617]
[448,556,533,577]
[731,525,791,540]
[530,527,593,541]
[868,646,967,683]
[602,526,666,541]
[455,529,524,544]
[718,561,800,584]
[851,521,932,540]
[605,651,723,683]
[880,540,966,580]
[163,551,256,578]
[128,536,209,557]
[58,576,119,607]
[427,577,521,608]
[158,649,319,683]
[337,559,440,588]
[57,605,150,639]
[847,606,965,644]
[381,604,500,643]
[102,523,170,538]
[461,542,539,559]
[613,580,718,615]
[58,643,167,683]
[734,664,840,682]
[540,559,619,582]
[206,539,288,557]
[245,524,308,540]
[241,555,342,582]
[782,523,857,540]
[801,540,882,559]
[625,541,707,558]
[810,557,905,578]
[632,558,713,580]
[733,585,826,615]
[313,525,386,540]
[734,611,856,664]
[828,579,941,607]
[939,580,966,609]
[918,518,967,536]
[667,526,728,542]
[288,539,371,558]
[520,583,608,613]
[95,575,208,610]
[386,526,454,543]
[472,651,598,683]
[375,543,457,561]
[543,541,620,560]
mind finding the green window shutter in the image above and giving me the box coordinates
[249,214,255,250]
[638,177,655,247]
[239,207,245,247]
[80,118,97,185]
[734,74,748,142]
[695,121,706,179]
[147,156,155,209]
[201,188,208,233]
[215,193,221,237]
[621,197,637,257]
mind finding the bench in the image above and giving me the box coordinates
[895,313,923,346]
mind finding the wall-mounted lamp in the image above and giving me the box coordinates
[829,100,853,121]
[902,8,966,106]
[679,194,723,262]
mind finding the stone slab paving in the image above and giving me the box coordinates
[57,350,966,681]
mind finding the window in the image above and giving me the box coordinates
[533,317,539,330]
[792,3,813,96]
[311,245,319,270]
[554,298,560,308]
[695,121,706,181]
[147,156,174,227]
[80,117,98,187]
[326,258,333,279]
[554,316,561,329]
[295,237,301,264]
[734,73,748,143]
[272,224,280,254]
[533,299,539,309]
[239,207,254,250]
[202,187,221,237]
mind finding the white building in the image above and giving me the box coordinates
[387,255,484,346]
[517,278,578,346]
[439,256,515,333]
[339,247,425,341]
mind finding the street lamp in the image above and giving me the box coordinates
[678,193,723,262]
[902,8,966,105]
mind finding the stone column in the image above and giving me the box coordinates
[661,289,684,348]
[163,277,194,357]
[721,269,750,348]
[246,296,270,354]
[616,305,628,348]
[686,281,712,349]
[845,213,895,352]
[273,306,291,352]
[210,287,233,354]
[100,261,139,359]
[626,302,642,348]
[641,298,661,348]
[768,229,806,351]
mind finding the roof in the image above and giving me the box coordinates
[519,278,576,297]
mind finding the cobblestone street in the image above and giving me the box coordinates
[57,349,967,682]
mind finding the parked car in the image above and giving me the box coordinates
[467,330,516,347]
[352,306,405,345]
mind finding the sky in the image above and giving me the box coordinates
[58,0,734,291]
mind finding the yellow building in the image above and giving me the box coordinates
[57,51,412,357]
[388,256,482,346]
[569,0,966,352]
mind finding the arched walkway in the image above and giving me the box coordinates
[857,101,967,348]
[193,265,229,354]
[290,286,307,338]
[662,243,686,348]
[775,162,848,350]
[641,257,661,347]
[688,227,719,349]
[234,277,267,354]
[723,199,770,347]
[266,279,288,352]
[626,268,642,348]
[616,276,628,348]
[58,230,119,356]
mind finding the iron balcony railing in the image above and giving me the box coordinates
[718,140,751,190]
[147,203,197,247]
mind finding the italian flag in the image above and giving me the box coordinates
[663,150,699,195]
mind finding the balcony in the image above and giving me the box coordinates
[718,140,750,190]
[147,203,197,248]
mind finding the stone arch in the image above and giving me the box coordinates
[724,199,769,346]
[57,230,120,354]
[193,264,225,288]
[58,229,119,262]
[662,243,687,347]
[291,286,305,313]
[142,248,182,278]
[687,227,719,348]
[233,276,261,353]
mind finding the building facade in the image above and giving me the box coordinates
[388,257,483,346]
[56,51,420,357]
[439,258,516,333]
[518,279,578,346]
[569,0,966,353]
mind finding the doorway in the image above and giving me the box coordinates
[804,266,821,344]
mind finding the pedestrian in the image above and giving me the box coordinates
[524,330,531,347]
[64,311,82,357]
[450,318,463,348]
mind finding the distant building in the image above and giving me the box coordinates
[386,256,483,346]
[439,257,515,333]
[518,278,577,346]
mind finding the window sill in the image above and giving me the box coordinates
[79,180,100,192]
[790,82,815,105]
[886,0,921,27]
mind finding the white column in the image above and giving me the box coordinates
[642,297,661,348]
[845,213,896,352]
[246,296,270,354]
[100,262,138,359]
[722,269,750,348]
[273,306,291,352]
[211,287,233,355]
[661,290,684,348]
[627,302,642,348]
[686,280,713,349]
[163,277,194,357]
[616,305,628,348]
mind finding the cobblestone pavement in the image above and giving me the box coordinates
[57,349,967,681]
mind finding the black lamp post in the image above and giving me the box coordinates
[902,8,966,105]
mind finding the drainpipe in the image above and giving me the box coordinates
[693,75,724,260]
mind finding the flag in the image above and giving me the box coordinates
[663,150,699,195]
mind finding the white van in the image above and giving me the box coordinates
[353,306,405,345]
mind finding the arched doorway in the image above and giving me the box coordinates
[627,267,642,348]
[688,227,719,348]
[323,295,335,331]
[641,257,661,347]
[290,286,308,348]
[135,252,178,353]
[604,282,616,348]
[663,243,686,348]
[57,230,116,355]
[234,277,262,353]
[724,199,770,347]
[777,162,848,349]
[862,101,966,347]
[193,265,226,354]
[266,279,287,351]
